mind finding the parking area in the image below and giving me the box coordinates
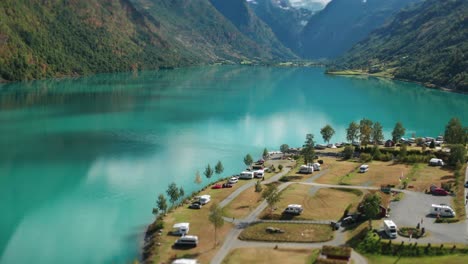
[389,191,467,243]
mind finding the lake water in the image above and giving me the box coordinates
[0,66,467,263]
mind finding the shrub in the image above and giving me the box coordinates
[343,145,354,159]
[278,164,283,171]
[255,180,263,192]
[359,153,372,162]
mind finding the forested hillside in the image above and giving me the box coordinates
[331,0,467,92]
[0,0,294,82]
[299,0,420,59]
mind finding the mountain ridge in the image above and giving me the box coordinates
[330,0,468,92]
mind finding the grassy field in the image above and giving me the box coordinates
[260,184,364,220]
[155,177,257,263]
[404,163,455,192]
[314,157,361,184]
[222,248,319,264]
[223,184,263,219]
[365,254,468,264]
[339,161,411,187]
[239,222,333,242]
[157,204,234,264]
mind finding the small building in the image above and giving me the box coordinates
[384,140,394,147]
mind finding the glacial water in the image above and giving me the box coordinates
[0,66,467,263]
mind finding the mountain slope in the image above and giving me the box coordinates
[209,0,296,59]
[248,0,312,53]
[300,0,420,59]
[0,0,293,82]
[330,0,468,92]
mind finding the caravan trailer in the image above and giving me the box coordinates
[239,171,254,179]
[430,204,455,217]
[172,223,190,236]
[299,165,313,174]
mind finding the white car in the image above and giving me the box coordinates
[228,177,239,184]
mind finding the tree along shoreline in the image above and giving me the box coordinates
[325,70,468,95]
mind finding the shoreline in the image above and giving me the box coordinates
[325,70,467,95]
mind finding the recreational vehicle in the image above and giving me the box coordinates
[359,164,369,173]
[383,220,397,239]
[430,204,455,217]
[172,223,189,236]
[299,165,313,174]
[283,204,303,215]
[198,195,211,205]
[239,171,254,179]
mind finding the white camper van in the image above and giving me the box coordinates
[239,171,254,179]
[283,204,303,215]
[198,195,211,205]
[359,164,369,173]
[430,204,455,217]
[299,165,313,174]
[429,158,444,166]
[383,220,397,239]
[172,223,190,236]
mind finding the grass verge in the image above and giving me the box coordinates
[222,248,319,264]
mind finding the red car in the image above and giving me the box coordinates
[211,184,222,189]
[432,188,449,196]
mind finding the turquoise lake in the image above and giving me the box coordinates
[0,66,467,263]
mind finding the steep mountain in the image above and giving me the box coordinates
[331,0,468,92]
[289,0,329,11]
[209,0,296,59]
[0,0,294,82]
[247,0,313,53]
[300,0,421,59]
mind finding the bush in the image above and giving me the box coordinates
[359,153,372,162]
[278,164,283,171]
[255,180,263,192]
[343,145,354,159]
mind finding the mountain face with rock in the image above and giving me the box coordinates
[331,0,468,92]
[0,0,295,82]
[247,0,313,53]
[299,0,421,59]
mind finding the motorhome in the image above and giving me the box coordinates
[299,165,314,174]
[174,235,198,247]
[430,204,455,217]
[429,158,444,166]
[239,171,254,179]
[283,204,303,215]
[254,169,264,178]
[198,195,211,205]
[172,223,189,236]
[313,163,321,171]
[359,164,369,173]
[383,220,397,239]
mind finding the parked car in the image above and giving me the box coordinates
[431,188,449,196]
[189,202,202,209]
[464,181,468,188]
[256,159,265,165]
[222,183,233,188]
[228,177,239,184]
[211,184,222,189]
